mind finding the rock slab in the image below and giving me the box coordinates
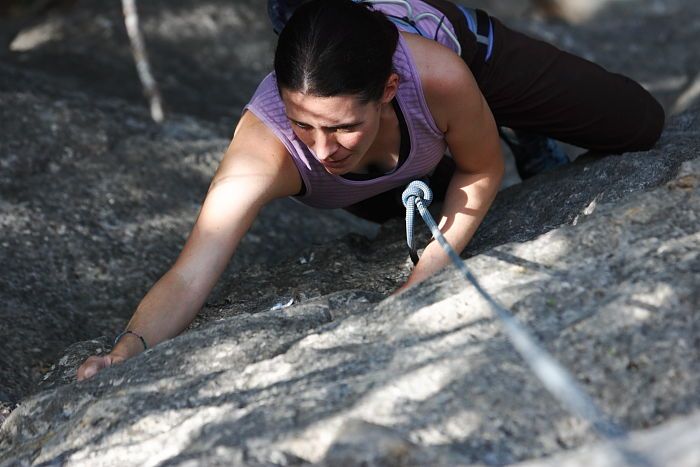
[1,122,698,465]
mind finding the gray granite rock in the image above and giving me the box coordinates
[319,419,436,467]
[516,410,700,467]
[4,0,275,128]
[2,0,700,464]
[1,125,698,466]
[0,0,380,405]
[0,60,375,404]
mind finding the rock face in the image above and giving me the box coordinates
[0,0,376,407]
[0,61,376,404]
[1,125,698,465]
[1,0,700,465]
[516,411,700,467]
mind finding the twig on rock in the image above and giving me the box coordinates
[672,72,700,115]
[121,0,164,122]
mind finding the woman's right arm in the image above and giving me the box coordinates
[77,111,301,380]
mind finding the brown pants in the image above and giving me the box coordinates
[345,5,665,223]
[477,17,664,153]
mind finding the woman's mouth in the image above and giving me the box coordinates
[322,152,352,167]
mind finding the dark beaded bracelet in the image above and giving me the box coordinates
[114,330,148,351]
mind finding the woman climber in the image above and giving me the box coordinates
[77,0,664,380]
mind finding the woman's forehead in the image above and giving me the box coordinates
[281,89,373,123]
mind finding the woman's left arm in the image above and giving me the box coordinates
[400,45,504,291]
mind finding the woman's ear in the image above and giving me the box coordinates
[381,73,400,104]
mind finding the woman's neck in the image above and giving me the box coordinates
[354,100,401,174]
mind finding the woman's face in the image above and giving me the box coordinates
[280,79,397,175]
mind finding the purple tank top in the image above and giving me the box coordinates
[245,33,448,209]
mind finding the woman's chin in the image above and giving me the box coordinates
[320,154,356,175]
[322,165,351,176]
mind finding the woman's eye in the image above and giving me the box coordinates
[294,122,311,130]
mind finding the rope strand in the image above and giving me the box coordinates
[402,180,651,467]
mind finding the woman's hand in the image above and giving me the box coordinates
[77,332,144,381]
[73,110,301,383]
[77,353,126,381]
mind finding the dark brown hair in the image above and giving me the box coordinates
[274,0,399,103]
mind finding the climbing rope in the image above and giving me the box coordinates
[402,180,652,467]
[402,180,433,265]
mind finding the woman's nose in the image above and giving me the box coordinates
[313,131,339,161]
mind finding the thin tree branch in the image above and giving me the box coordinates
[121,0,164,123]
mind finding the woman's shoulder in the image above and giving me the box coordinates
[232,110,295,172]
[400,31,456,64]
[216,110,301,199]
[400,31,480,132]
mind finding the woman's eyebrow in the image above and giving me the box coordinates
[287,116,363,130]
[326,122,363,130]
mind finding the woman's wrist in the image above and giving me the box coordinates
[114,330,148,350]
[111,331,148,359]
